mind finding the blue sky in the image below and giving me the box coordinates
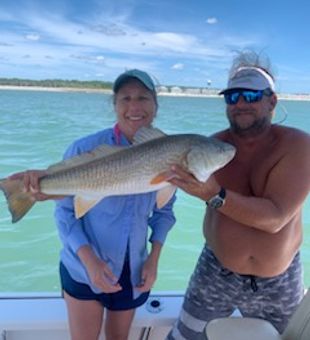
[0,0,309,94]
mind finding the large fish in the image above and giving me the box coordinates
[0,127,236,223]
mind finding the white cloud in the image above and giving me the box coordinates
[0,5,260,83]
[206,17,218,25]
[25,33,40,41]
[7,10,228,59]
[96,55,105,62]
[91,23,127,36]
[70,54,105,64]
[172,63,184,70]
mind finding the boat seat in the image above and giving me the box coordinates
[205,289,310,340]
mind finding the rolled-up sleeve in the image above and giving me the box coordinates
[148,194,177,244]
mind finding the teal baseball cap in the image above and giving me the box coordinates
[113,69,156,93]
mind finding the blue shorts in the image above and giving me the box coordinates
[59,260,149,311]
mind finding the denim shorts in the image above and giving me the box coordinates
[59,260,149,311]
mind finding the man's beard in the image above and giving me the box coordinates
[229,116,269,137]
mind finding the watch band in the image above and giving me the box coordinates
[206,187,226,209]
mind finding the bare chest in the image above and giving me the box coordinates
[216,151,280,196]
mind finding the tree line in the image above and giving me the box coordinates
[0,78,113,90]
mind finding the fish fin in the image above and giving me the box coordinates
[133,127,167,145]
[47,145,128,174]
[92,144,128,156]
[150,170,176,185]
[186,146,212,182]
[156,185,177,209]
[190,168,212,182]
[0,178,36,223]
[74,195,103,219]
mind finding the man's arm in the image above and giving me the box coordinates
[170,133,310,234]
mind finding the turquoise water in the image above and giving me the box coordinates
[0,89,309,292]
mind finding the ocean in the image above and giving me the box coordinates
[0,89,309,293]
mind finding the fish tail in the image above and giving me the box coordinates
[0,178,35,223]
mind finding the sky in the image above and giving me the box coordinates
[0,0,310,94]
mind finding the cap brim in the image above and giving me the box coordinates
[218,87,257,95]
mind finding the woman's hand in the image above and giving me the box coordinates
[9,170,63,201]
[136,254,158,293]
[136,241,162,292]
[78,245,122,293]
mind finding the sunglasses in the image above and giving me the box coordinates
[224,89,273,105]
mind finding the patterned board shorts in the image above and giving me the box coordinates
[166,244,304,340]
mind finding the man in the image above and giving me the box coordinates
[166,53,310,339]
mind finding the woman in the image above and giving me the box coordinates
[13,69,176,340]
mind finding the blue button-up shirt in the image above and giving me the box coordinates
[55,127,176,298]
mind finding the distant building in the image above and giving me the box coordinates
[157,85,169,93]
[170,86,183,94]
[201,88,219,95]
[183,88,201,95]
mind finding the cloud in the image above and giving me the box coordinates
[206,17,218,25]
[70,54,105,64]
[1,4,258,68]
[91,23,127,36]
[0,4,260,83]
[25,33,40,41]
[172,63,184,70]
[3,8,229,59]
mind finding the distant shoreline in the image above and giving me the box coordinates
[0,84,310,101]
[0,85,111,94]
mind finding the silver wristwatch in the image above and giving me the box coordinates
[206,187,226,209]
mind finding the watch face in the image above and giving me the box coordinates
[207,187,226,209]
[209,197,224,209]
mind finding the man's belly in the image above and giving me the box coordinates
[204,220,302,277]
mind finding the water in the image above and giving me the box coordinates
[0,89,309,293]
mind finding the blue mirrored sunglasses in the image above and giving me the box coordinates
[224,89,273,105]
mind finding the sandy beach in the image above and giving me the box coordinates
[0,84,310,101]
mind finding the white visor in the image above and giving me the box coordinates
[219,67,275,94]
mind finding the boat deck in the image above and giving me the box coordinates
[0,292,184,339]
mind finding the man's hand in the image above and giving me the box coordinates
[168,165,221,201]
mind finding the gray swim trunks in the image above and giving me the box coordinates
[166,244,304,340]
